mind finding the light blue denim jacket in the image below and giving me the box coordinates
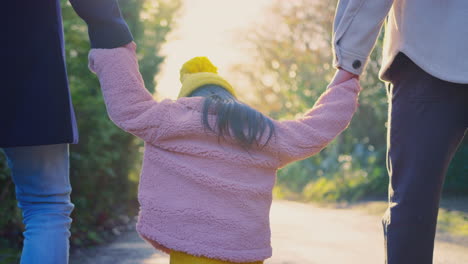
[333,0,468,84]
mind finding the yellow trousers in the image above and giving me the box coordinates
[170,251,264,264]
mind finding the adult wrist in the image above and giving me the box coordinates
[87,21,134,49]
[333,47,367,75]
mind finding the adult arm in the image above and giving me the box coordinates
[69,0,133,48]
[333,0,394,75]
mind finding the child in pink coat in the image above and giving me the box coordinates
[89,42,361,264]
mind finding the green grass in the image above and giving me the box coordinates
[274,184,468,242]
[348,198,468,241]
[437,208,468,237]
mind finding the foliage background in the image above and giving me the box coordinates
[0,0,181,262]
[231,0,467,202]
[0,0,466,262]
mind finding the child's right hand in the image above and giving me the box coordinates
[88,42,163,143]
[88,42,136,74]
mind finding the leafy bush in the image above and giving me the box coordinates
[234,0,467,203]
[0,154,23,262]
[0,0,181,260]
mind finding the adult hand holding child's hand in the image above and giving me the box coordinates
[329,68,359,88]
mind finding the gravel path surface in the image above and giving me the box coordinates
[71,200,468,264]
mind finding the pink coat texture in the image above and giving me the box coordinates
[89,43,361,262]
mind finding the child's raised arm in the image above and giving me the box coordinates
[273,79,361,167]
[89,42,165,142]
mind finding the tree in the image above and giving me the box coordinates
[233,0,467,201]
[0,0,181,258]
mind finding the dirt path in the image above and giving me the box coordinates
[71,200,468,264]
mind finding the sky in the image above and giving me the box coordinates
[155,0,271,99]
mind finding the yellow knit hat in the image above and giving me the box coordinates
[178,57,236,98]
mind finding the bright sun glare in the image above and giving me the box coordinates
[155,0,271,99]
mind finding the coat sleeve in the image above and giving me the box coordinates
[69,0,133,48]
[273,79,361,168]
[89,43,166,142]
[333,0,394,75]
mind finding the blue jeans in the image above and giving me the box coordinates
[3,144,74,264]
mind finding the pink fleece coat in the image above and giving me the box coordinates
[89,43,361,262]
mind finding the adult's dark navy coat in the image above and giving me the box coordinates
[2,0,133,147]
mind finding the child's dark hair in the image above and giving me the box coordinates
[191,85,275,149]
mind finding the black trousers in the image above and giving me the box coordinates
[382,53,468,264]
